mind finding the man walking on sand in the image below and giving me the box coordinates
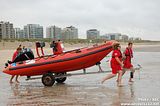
[123,42,135,82]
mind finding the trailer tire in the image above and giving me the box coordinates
[55,72,67,83]
[42,73,55,86]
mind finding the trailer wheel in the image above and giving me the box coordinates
[42,73,55,86]
[55,72,67,83]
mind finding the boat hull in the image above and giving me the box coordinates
[3,41,116,76]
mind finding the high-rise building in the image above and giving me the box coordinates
[19,30,25,38]
[62,26,78,39]
[46,26,62,39]
[107,33,121,40]
[14,28,25,39]
[24,24,43,39]
[0,21,15,39]
[14,28,20,38]
[129,37,142,41]
[87,29,100,39]
[121,35,129,41]
[100,34,110,40]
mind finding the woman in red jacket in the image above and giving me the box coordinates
[10,47,22,83]
[101,44,123,86]
[123,42,135,82]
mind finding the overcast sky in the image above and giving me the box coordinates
[1,0,160,40]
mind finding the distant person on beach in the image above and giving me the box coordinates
[10,47,22,83]
[101,44,123,87]
[122,42,135,82]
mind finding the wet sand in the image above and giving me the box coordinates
[0,43,160,106]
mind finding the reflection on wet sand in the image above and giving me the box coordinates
[7,81,137,106]
[129,84,135,98]
[100,85,135,106]
[8,82,99,106]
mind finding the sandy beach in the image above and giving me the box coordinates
[1,41,160,51]
[0,41,160,106]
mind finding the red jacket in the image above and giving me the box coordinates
[12,51,19,62]
[123,47,133,68]
[110,50,122,74]
[111,50,122,66]
[54,42,63,55]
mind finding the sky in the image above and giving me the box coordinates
[0,0,160,40]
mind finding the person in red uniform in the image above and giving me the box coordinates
[53,40,64,55]
[123,42,135,82]
[10,47,22,83]
[59,40,65,52]
[101,44,123,86]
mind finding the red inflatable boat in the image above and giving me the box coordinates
[3,40,117,86]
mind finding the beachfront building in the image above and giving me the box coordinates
[46,26,62,39]
[14,28,24,39]
[24,24,43,39]
[107,33,121,40]
[129,37,142,41]
[62,26,78,39]
[121,35,129,41]
[100,34,110,40]
[87,29,100,39]
[100,33,129,41]
[14,28,20,38]
[0,21,15,39]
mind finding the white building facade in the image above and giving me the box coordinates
[0,21,15,39]
[46,26,62,39]
[24,24,43,39]
[62,26,78,39]
[87,29,100,39]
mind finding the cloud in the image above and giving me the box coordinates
[0,0,160,40]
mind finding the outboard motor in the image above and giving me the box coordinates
[12,48,34,63]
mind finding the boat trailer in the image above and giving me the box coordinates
[26,64,142,86]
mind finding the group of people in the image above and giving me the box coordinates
[10,40,65,83]
[9,41,134,86]
[101,42,135,87]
